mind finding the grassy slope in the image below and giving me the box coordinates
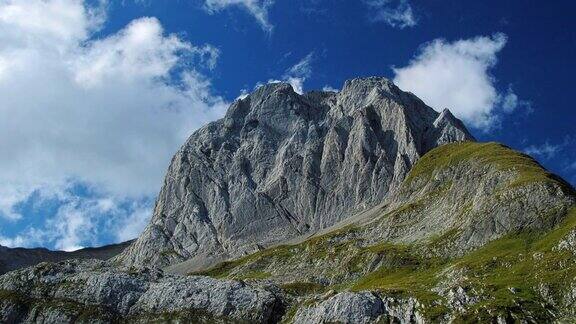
[192,142,576,321]
[406,141,572,190]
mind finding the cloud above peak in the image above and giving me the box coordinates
[363,0,417,29]
[393,33,526,130]
[204,0,275,32]
[283,52,314,94]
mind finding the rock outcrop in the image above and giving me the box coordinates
[293,292,424,324]
[0,260,284,323]
[117,77,473,269]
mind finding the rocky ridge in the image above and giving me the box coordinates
[0,241,132,276]
[116,77,473,270]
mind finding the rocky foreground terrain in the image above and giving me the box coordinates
[1,77,575,323]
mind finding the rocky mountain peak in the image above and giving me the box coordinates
[3,77,576,324]
[116,77,473,270]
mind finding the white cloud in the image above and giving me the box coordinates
[524,143,561,160]
[501,88,519,113]
[204,0,274,32]
[237,88,250,100]
[0,0,105,48]
[322,85,339,92]
[0,192,153,251]
[282,52,314,94]
[0,234,30,248]
[524,140,569,160]
[115,209,152,242]
[0,0,228,226]
[501,86,531,114]
[363,0,417,29]
[247,52,314,96]
[393,33,526,130]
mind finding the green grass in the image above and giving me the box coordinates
[280,282,326,296]
[191,225,362,278]
[191,244,300,278]
[428,228,461,250]
[405,142,572,191]
[343,208,576,321]
[235,270,272,280]
[194,208,576,321]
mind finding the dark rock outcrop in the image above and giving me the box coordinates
[0,241,132,275]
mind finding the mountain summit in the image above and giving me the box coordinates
[116,77,473,270]
[2,77,575,323]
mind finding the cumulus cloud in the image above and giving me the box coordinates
[204,0,274,32]
[114,206,152,242]
[363,0,417,28]
[393,33,526,130]
[0,0,228,246]
[0,191,153,251]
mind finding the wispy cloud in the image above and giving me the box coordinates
[363,0,417,29]
[524,142,564,160]
[524,138,571,161]
[322,85,339,92]
[501,86,532,114]
[566,161,576,171]
[393,33,528,130]
[260,52,314,95]
[204,0,275,33]
[282,52,314,94]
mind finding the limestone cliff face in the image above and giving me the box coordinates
[116,77,473,268]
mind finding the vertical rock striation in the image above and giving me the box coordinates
[117,77,473,268]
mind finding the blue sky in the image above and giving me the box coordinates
[0,0,574,250]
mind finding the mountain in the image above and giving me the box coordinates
[0,241,132,275]
[193,141,575,322]
[116,77,473,270]
[1,77,575,323]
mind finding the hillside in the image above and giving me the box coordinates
[1,80,574,323]
[192,141,576,322]
[0,241,132,276]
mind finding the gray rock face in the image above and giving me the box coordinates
[556,229,576,255]
[0,260,284,323]
[369,143,576,254]
[117,77,473,268]
[293,292,424,324]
